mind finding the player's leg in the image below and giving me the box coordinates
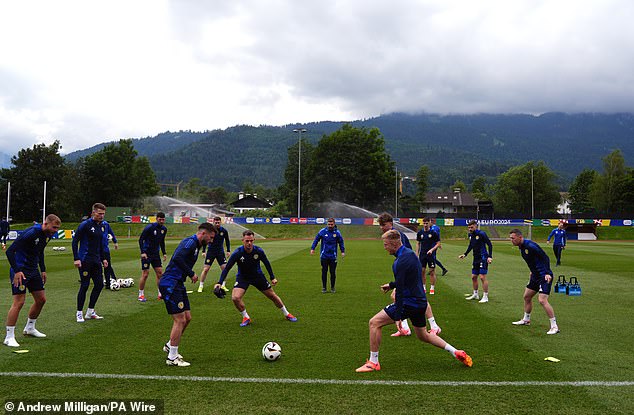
[23,288,47,337]
[85,264,104,320]
[320,258,328,293]
[262,287,297,322]
[479,272,489,303]
[231,285,252,326]
[166,311,191,366]
[76,268,91,322]
[412,325,472,367]
[512,287,536,325]
[356,308,393,372]
[154,267,164,300]
[421,265,428,291]
[538,293,559,334]
[4,293,25,346]
[329,259,337,292]
[425,302,441,334]
[429,265,437,295]
[198,264,211,293]
[138,261,150,301]
[466,270,480,300]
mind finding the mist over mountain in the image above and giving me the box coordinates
[64,112,634,191]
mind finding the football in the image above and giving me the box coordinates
[262,341,282,361]
[110,280,121,291]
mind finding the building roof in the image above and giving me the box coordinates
[230,195,272,209]
[424,192,478,207]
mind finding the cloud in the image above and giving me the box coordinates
[1,0,633,156]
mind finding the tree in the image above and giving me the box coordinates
[450,180,467,193]
[590,149,627,214]
[471,176,490,200]
[304,124,395,210]
[0,141,78,221]
[78,140,159,210]
[278,139,315,216]
[415,165,430,205]
[568,169,598,215]
[493,161,561,217]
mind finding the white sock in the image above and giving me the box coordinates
[401,319,410,331]
[240,310,249,318]
[5,326,15,339]
[86,308,94,316]
[428,317,439,330]
[473,290,479,295]
[482,292,488,299]
[168,345,179,360]
[430,285,435,291]
[221,282,226,288]
[280,306,289,316]
[199,282,204,288]
[549,317,557,328]
[25,318,36,331]
[139,289,145,297]
[444,343,457,357]
[524,312,531,321]
[369,351,379,364]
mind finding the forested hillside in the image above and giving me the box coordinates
[64,112,634,191]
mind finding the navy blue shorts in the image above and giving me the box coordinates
[159,282,190,314]
[142,256,162,270]
[472,260,489,275]
[527,274,553,295]
[383,302,428,327]
[204,251,227,267]
[419,254,436,269]
[10,270,44,295]
[234,274,272,292]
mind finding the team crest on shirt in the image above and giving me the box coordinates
[101,226,105,232]
[161,230,165,234]
[220,232,224,237]
[427,233,432,238]
[524,249,529,255]
[178,302,184,309]
[475,235,480,240]
[254,254,259,260]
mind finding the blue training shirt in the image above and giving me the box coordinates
[218,245,274,284]
[416,227,440,256]
[72,218,105,264]
[139,222,167,257]
[387,245,427,320]
[547,228,567,247]
[464,229,493,261]
[311,225,345,260]
[206,225,230,254]
[161,234,202,284]
[519,239,553,278]
[6,224,50,273]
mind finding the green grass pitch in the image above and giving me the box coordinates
[0,229,633,414]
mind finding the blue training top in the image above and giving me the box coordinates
[519,239,553,278]
[464,229,493,261]
[206,225,230,254]
[6,224,50,274]
[139,222,167,257]
[218,245,274,284]
[416,227,440,256]
[388,246,427,320]
[547,228,567,247]
[72,218,105,264]
[102,221,117,253]
[161,234,202,284]
[311,225,345,260]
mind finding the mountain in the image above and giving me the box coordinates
[64,113,634,190]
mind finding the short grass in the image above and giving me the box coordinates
[0,230,632,414]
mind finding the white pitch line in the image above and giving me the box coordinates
[0,372,633,387]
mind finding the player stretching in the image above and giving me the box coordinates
[198,216,230,293]
[215,230,297,327]
[377,213,441,336]
[459,220,493,303]
[4,215,61,347]
[161,223,217,366]
[355,230,472,372]
[138,212,168,301]
[509,229,560,335]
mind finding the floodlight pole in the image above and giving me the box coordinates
[395,166,398,216]
[5,181,10,222]
[293,128,307,218]
[42,180,47,223]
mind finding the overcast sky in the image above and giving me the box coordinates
[1,0,633,156]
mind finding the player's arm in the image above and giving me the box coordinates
[138,226,148,254]
[547,229,554,243]
[460,239,473,259]
[160,230,167,259]
[72,224,83,266]
[310,231,321,254]
[224,232,231,255]
[338,232,345,256]
[260,250,276,281]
